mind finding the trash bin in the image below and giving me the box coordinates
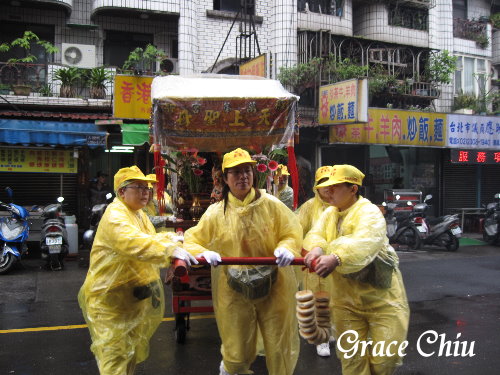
[64,216,78,255]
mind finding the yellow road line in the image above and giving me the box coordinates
[0,314,215,334]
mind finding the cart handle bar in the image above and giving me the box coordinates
[173,257,317,277]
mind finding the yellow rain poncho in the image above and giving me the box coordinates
[184,188,302,375]
[78,197,180,375]
[304,197,409,375]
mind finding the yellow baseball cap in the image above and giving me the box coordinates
[222,148,256,172]
[114,166,157,191]
[314,166,333,183]
[316,164,365,188]
[278,164,290,176]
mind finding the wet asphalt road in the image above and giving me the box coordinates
[1,240,499,375]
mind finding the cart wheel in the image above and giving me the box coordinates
[175,317,187,344]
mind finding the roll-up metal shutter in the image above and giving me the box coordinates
[442,161,477,210]
[0,172,77,215]
[480,164,500,206]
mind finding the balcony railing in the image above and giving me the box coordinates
[0,62,116,100]
[453,18,488,45]
[297,0,343,16]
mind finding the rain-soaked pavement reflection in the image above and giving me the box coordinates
[1,243,500,375]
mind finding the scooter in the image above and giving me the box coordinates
[383,199,421,251]
[39,197,68,271]
[82,192,113,252]
[0,187,33,274]
[411,195,462,251]
[482,193,500,245]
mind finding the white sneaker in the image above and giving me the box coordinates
[219,360,235,375]
[316,342,331,357]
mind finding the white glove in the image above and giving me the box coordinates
[201,250,222,266]
[172,235,184,243]
[172,247,198,266]
[274,247,294,267]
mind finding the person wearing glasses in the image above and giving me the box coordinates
[78,165,196,375]
[184,148,302,375]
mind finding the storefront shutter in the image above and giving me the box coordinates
[0,172,77,215]
[480,164,500,206]
[442,161,477,210]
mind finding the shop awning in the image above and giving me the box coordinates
[0,119,107,147]
[121,123,150,145]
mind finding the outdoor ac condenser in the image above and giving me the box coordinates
[61,43,97,68]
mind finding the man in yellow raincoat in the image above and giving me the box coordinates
[304,165,409,375]
[296,165,336,357]
[184,148,302,375]
[78,166,196,375]
[143,173,173,231]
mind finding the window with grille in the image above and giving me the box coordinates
[454,55,488,96]
[388,5,428,31]
[214,0,255,15]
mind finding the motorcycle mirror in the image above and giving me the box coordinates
[494,193,500,200]
[424,194,432,201]
[57,196,64,203]
[395,195,401,200]
[105,193,113,200]
[407,201,413,206]
[5,186,13,199]
[382,202,387,206]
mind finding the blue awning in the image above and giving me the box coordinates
[0,119,108,148]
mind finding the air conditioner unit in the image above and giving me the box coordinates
[157,58,178,74]
[61,43,96,68]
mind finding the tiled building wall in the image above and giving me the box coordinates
[353,3,429,48]
[297,0,352,37]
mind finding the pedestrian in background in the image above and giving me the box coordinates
[184,148,302,375]
[88,171,112,208]
[276,164,294,210]
[304,165,409,375]
[78,166,196,375]
[143,173,173,231]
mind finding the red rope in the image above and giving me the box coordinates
[153,144,166,215]
[287,145,299,210]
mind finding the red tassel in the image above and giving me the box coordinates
[153,144,166,215]
[287,145,299,210]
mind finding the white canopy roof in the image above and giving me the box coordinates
[151,74,298,100]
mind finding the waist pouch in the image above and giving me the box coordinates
[226,265,278,299]
[343,251,397,289]
[133,280,161,308]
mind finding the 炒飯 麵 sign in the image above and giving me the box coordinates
[0,148,77,173]
[319,78,368,125]
[114,75,153,119]
[329,108,447,147]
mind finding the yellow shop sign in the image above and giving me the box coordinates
[329,108,447,147]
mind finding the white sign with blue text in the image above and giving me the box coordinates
[447,114,500,149]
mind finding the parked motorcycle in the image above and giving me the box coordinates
[384,199,422,250]
[0,187,34,274]
[482,193,500,245]
[82,193,113,252]
[40,197,68,270]
[411,195,462,251]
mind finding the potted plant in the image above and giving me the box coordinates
[0,31,58,95]
[53,66,82,98]
[122,44,166,75]
[452,92,477,114]
[0,83,11,95]
[87,67,113,99]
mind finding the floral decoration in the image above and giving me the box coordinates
[167,148,205,194]
[251,148,288,190]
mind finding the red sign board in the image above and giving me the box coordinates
[451,149,500,164]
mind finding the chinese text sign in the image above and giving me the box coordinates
[114,75,153,119]
[0,148,77,173]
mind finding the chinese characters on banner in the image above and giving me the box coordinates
[451,149,500,164]
[0,148,77,173]
[446,114,500,149]
[318,79,368,124]
[239,55,266,77]
[113,75,153,119]
[152,97,295,152]
[329,108,447,147]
